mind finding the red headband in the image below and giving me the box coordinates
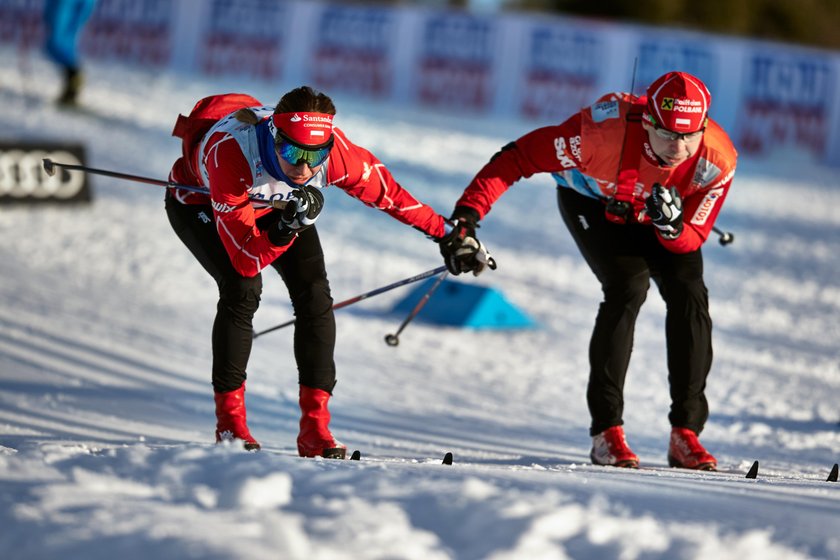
[271,112,334,147]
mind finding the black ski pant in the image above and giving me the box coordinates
[557,188,712,436]
[165,193,336,394]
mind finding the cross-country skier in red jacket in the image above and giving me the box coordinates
[166,86,492,458]
[441,71,737,470]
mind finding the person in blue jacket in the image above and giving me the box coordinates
[44,0,97,105]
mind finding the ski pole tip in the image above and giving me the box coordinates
[384,334,399,346]
[42,158,56,176]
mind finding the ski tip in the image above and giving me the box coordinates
[745,460,759,479]
[350,450,361,461]
[442,452,453,465]
[827,463,838,482]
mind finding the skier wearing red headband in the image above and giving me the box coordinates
[165,86,492,458]
[448,71,737,470]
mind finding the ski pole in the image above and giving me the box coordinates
[42,158,287,208]
[252,265,448,339]
[712,225,734,246]
[384,269,448,347]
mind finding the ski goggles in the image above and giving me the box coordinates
[275,134,333,168]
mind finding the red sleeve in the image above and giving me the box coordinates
[204,133,292,277]
[328,129,446,238]
[456,113,583,219]
[657,170,734,253]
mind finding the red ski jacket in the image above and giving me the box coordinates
[456,93,738,253]
[170,104,446,277]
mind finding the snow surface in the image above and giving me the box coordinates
[1,52,839,560]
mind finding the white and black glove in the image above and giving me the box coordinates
[269,185,324,246]
[645,183,683,239]
[437,206,496,276]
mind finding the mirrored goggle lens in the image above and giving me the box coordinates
[276,140,331,168]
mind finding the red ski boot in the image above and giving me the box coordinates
[590,425,639,468]
[214,384,260,451]
[668,427,716,470]
[297,386,346,459]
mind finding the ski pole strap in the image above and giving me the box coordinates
[605,103,645,224]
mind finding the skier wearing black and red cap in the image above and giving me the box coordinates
[440,71,737,470]
[165,86,492,458]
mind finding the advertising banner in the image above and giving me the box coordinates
[3,0,839,166]
[412,13,497,112]
[633,37,719,97]
[81,0,174,67]
[304,5,397,98]
[516,23,605,122]
[197,0,288,81]
[0,142,91,204]
[735,50,835,159]
[0,0,44,50]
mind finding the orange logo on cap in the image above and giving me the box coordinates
[661,97,674,110]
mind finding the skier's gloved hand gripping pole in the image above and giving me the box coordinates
[437,206,496,276]
[41,158,289,209]
[643,182,734,246]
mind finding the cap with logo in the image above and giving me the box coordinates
[643,71,711,133]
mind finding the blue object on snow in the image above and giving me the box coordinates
[392,278,537,329]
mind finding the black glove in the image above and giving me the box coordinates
[437,206,496,276]
[268,185,325,246]
[645,183,683,239]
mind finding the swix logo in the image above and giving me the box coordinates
[290,114,302,122]
[361,161,373,181]
[212,200,236,213]
[661,97,674,110]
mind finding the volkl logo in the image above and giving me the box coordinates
[0,144,90,203]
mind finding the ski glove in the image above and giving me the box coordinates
[437,206,496,276]
[645,183,683,239]
[269,185,325,246]
[281,185,324,230]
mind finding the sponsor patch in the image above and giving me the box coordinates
[591,101,619,123]
[690,187,724,226]
[692,158,722,187]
